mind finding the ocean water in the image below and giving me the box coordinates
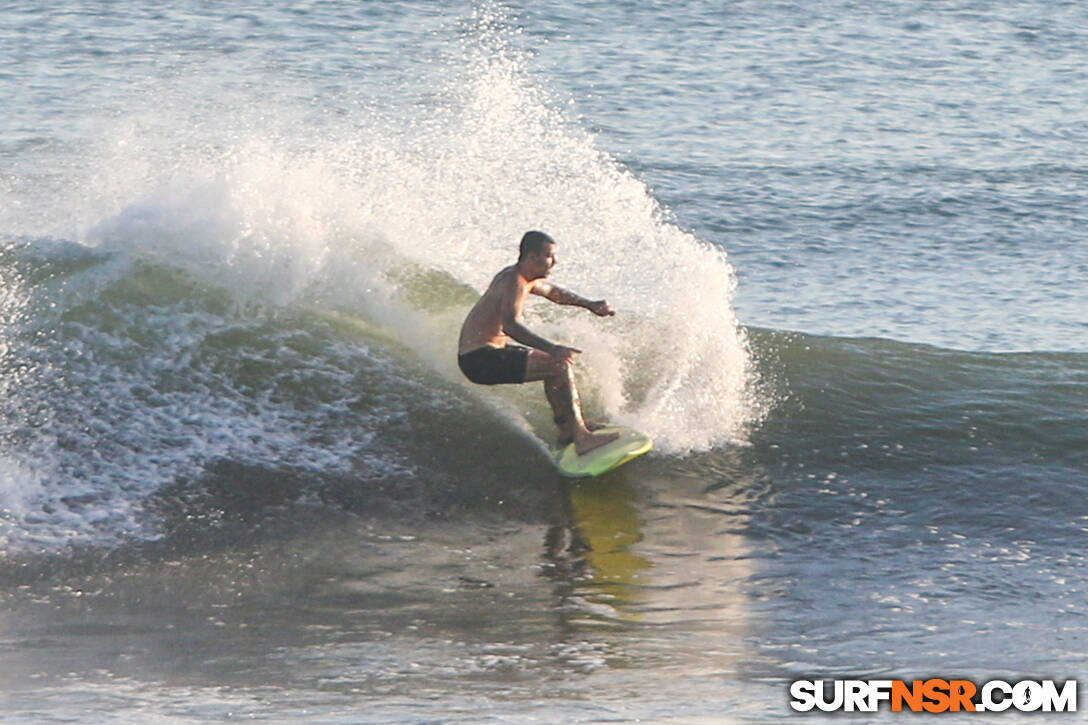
[1,1,1086,722]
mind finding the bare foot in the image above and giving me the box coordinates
[574,429,620,456]
[557,421,608,448]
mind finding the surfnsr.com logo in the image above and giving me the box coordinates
[789,679,1077,713]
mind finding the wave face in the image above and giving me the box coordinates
[748,327,1088,559]
[753,329,1088,472]
[0,9,761,552]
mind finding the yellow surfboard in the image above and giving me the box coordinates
[554,425,653,478]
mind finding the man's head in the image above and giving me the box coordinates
[517,230,557,279]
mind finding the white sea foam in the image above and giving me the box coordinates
[66,10,763,455]
[1,6,763,551]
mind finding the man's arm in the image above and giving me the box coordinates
[532,281,615,317]
[502,313,562,354]
[502,307,580,358]
[498,278,579,357]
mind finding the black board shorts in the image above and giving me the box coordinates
[458,345,530,385]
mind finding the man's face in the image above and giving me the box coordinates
[528,243,557,279]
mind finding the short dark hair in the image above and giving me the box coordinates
[518,230,555,262]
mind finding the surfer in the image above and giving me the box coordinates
[458,231,620,456]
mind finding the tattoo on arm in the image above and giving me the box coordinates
[544,285,589,308]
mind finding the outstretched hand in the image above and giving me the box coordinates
[588,300,615,317]
[551,344,582,362]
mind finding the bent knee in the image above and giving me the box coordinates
[546,354,574,374]
[525,349,572,381]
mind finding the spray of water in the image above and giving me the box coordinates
[1,4,766,549]
[82,7,762,451]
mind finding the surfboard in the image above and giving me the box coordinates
[553,425,653,478]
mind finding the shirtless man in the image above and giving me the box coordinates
[458,231,619,455]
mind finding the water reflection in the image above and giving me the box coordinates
[543,448,768,648]
[0,446,781,721]
[543,474,651,624]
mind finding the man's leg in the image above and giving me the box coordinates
[543,367,606,446]
[525,350,618,455]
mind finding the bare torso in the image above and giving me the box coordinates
[457,265,535,354]
[455,239,620,455]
